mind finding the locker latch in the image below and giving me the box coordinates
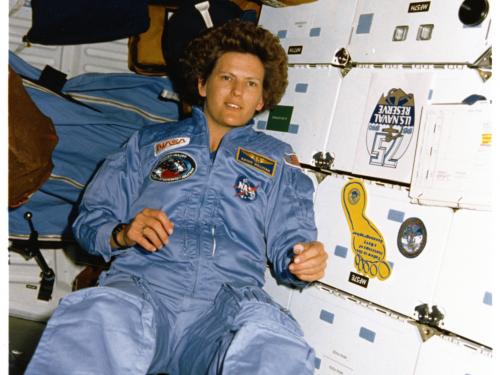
[413,303,445,342]
[313,151,334,170]
[333,48,351,67]
[308,152,335,184]
[471,47,492,82]
[333,48,353,77]
[415,303,444,327]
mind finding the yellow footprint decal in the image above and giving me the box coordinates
[341,179,391,281]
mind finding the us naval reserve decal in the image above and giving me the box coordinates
[367,88,416,168]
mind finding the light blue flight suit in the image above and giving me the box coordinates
[26,107,318,374]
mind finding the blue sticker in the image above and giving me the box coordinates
[334,245,348,258]
[483,292,492,306]
[295,83,309,93]
[234,175,258,201]
[359,327,376,342]
[289,124,299,134]
[256,120,267,130]
[314,357,321,369]
[319,309,335,324]
[309,27,321,37]
[277,30,287,39]
[356,13,374,34]
[388,209,405,223]
[150,152,196,182]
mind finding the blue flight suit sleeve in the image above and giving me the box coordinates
[265,149,317,289]
[72,131,144,261]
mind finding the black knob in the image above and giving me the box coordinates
[459,0,489,26]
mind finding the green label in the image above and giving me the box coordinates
[266,105,294,132]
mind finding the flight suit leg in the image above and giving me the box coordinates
[173,284,315,375]
[25,281,158,375]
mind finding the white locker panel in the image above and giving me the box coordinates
[262,267,293,309]
[327,67,431,182]
[415,335,493,375]
[314,174,454,318]
[410,102,492,210]
[61,40,130,76]
[431,209,494,347]
[258,0,358,64]
[254,65,342,164]
[9,249,84,322]
[289,286,421,375]
[348,0,491,64]
[326,66,490,184]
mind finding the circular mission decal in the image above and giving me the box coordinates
[150,152,196,182]
[397,217,427,258]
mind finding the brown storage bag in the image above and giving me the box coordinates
[8,67,59,208]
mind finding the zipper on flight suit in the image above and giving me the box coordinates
[207,124,220,257]
[211,225,217,256]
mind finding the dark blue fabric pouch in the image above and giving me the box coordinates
[23,0,150,45]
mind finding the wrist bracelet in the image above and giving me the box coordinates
[112,223,128,249]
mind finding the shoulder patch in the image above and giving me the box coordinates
[236,147,277,177]
[284,153,302,169]
[154,137,190,156]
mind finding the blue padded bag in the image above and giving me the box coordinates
[8,52,180,239]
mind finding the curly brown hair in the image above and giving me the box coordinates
[178,19,288,112]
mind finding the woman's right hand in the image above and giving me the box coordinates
[118,208,174,252]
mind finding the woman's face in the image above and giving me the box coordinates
[198,52,265,132]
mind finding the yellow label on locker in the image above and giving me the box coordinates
[341,179,392,281]
[481,133,492,145]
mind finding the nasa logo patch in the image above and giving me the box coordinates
[234,175,258,201]
[154,137,190,156]
[150,152,196,182]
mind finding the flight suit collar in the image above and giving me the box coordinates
[191,106,256,142]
